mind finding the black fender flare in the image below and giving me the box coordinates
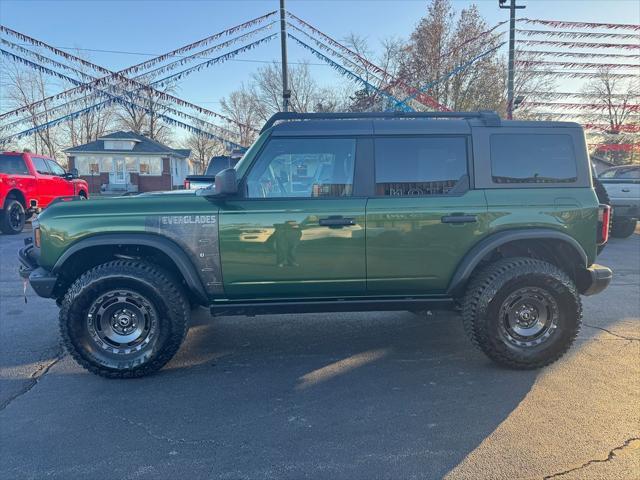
[52,233,209,304]
[446,228,588,297]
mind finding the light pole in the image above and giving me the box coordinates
[280,0,291,112]
[499,0,525,120]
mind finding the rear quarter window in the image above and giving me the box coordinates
[0,154,29,174]
[490,134,577,184]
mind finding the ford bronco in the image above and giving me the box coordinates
[18,111,612,378]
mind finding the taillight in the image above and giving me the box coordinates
[184,179,190,189]
[597,204,611,245]
[34,227,41,248]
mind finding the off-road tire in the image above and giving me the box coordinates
[462,257,582,369]
[0,197,26,234]
[59,260,190,378]
[611,218,637,239]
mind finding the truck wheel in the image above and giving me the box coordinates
[0,198,26,234]
[59,260,190,378]
[611,218,637,239]
[462,257,582,369]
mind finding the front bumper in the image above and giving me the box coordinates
[18,240,58,298]
[578,264,613,296]
[610,201,639,220]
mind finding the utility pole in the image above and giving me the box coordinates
[279,0,291,112]
[499,0,525,120]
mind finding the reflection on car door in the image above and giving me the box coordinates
[219,137,367,299]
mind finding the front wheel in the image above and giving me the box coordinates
[0,198,26,234]
[59,260,190,378]
[462,257,582,369]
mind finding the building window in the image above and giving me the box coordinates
[139,157,162,175]
[125,156,138,172]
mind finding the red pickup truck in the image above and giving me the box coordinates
[0,151,89,234]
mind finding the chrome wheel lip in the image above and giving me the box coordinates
[86,289,158,356]
[499,286,559,348]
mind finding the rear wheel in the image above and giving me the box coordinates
[462,257,582,369]
[59,260,189,378]
[0,198,26,234]
[611,218,637,238]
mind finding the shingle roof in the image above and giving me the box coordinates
[65,131,190,157]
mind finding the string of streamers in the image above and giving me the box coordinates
[439,21,507,59]
[519,91,638,100]
[0,28,260,130]
[584,124,640,133]
[530,111,640,118]
[286,34,407,109]
[0,49,246,148]
[521,102,640,112]
[589,143,640,152]
[516,29,640,40]
[0,13,275,123]
[517,49,640,60]
[1,38,97,82]
[517,39,640,50]
[516,59,639,69]
[0,46,241,141]
[153,34,276,87]
[134,22,276,83]
[287,23,386,83]
[519,18,640,31]
[286,11,447,111]
[395,42,506,109]
[519,70,639,79]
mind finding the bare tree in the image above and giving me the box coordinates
[182,127,224,174]
[582,69,639,133]
[114,81,175,142]
[3,63,62,158]
[220,86,262,146]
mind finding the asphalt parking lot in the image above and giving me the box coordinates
[1,226,638,480]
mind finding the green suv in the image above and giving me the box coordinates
[19,111,613,378]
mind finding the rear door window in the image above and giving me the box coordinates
[0,154,29,174]
[374,137,468,196]
[490,134,577,184]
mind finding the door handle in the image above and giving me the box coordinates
[319,216,356,228]
[441,214,477,224]
[621,188,630,192]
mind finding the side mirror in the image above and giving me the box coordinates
[69,168,79,179]
[212,168,238,196]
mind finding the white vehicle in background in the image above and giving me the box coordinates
[599,165,640,238]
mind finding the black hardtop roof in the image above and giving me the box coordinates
[263,111,582,136]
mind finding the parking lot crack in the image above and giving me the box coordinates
[583,323,640,341]
[0,345,64,412]
[543,437,640,479]
[116,415,217,446]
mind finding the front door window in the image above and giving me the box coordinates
[245,138,356,198]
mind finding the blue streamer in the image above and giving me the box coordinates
[395,42,506,109]
[0,49,243,149]
[287,34,408,110]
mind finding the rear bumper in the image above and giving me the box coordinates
[18,241,58,298]
[578,264,613,296]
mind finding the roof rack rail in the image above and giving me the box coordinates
[260,110,501,133]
